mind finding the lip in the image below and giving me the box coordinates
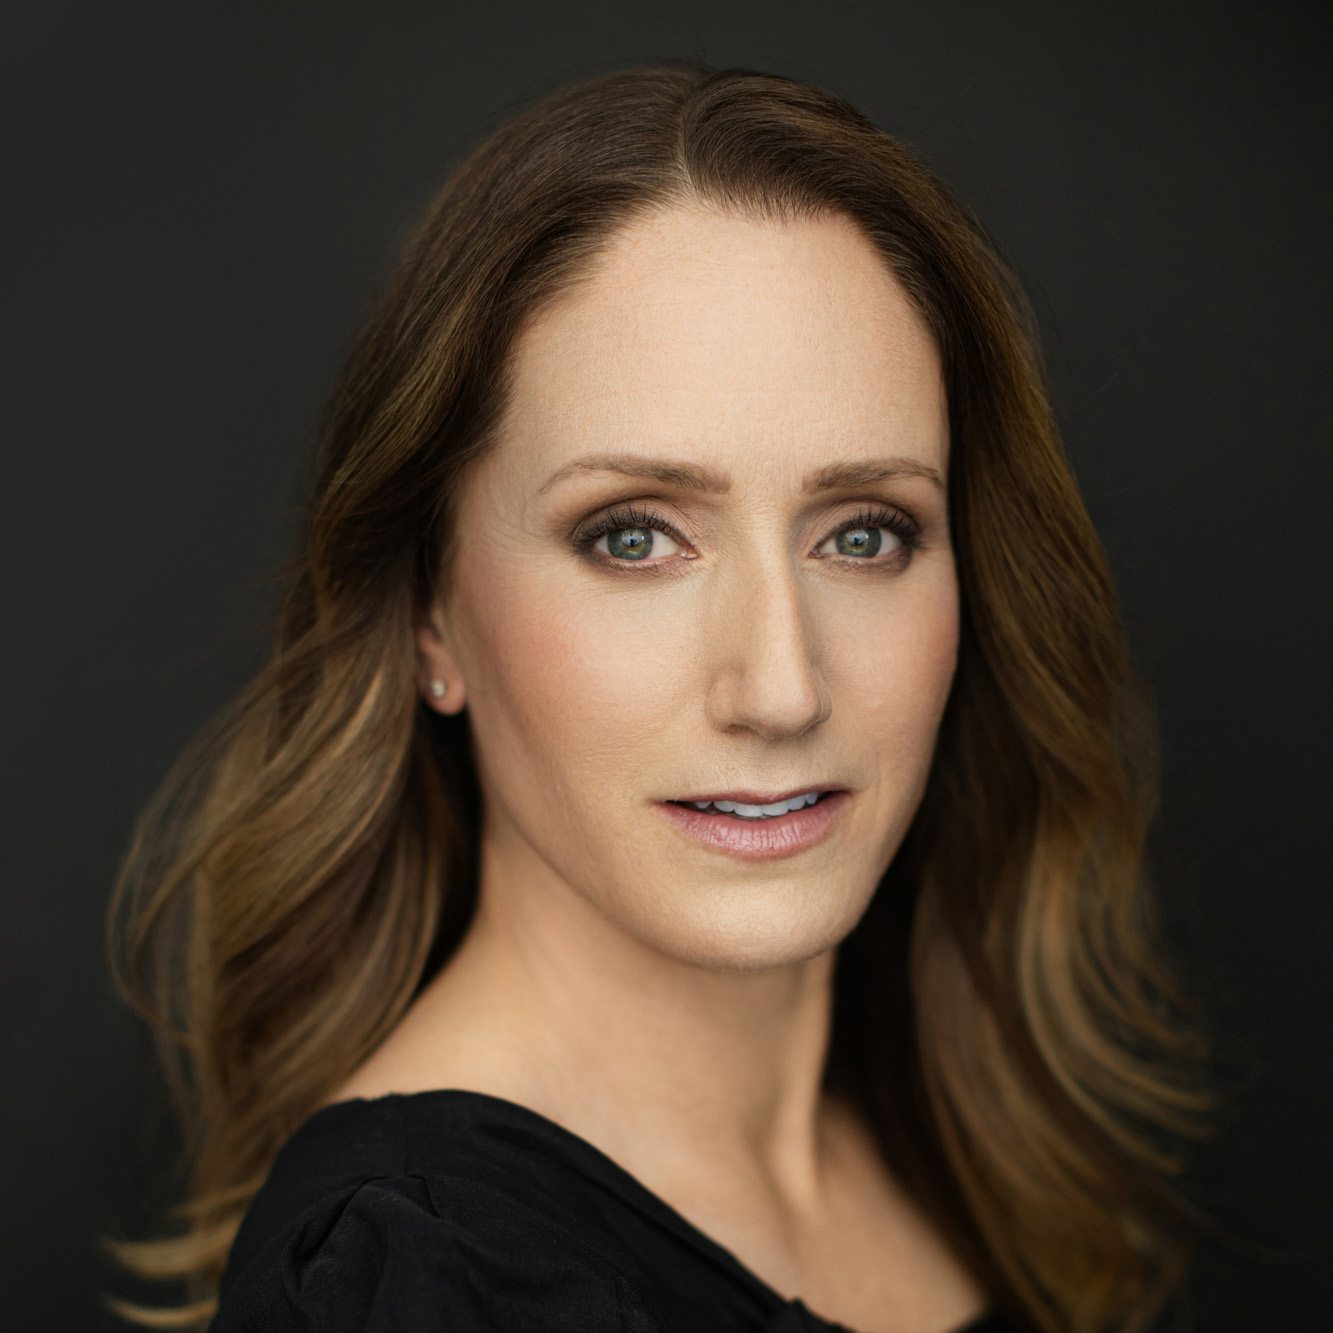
[672,785,840,805]
[656,789,850,860]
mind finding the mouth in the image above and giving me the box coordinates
[657,786,850,859]
[665,787,840,820]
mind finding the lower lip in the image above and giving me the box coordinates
[656,791,850,860]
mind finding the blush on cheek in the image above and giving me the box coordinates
[539,591,692,734]
[465,575,682,791]
[917,612,961,724]
[845,587,958,727]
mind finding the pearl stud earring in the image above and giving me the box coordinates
[429,679,447,698]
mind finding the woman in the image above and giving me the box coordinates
[110,65,1208,1332]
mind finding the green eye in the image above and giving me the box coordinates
[597,525,685,561]
[818,525,904,558]
[607,527,653,560]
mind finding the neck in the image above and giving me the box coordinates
[407,824,841,1208]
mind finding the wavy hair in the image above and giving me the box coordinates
[108,64,1209,1331]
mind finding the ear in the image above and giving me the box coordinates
[415,598,467,715]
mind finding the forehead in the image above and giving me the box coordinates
[493,204,948,491]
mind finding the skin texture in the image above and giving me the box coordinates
[335,205,983,1332]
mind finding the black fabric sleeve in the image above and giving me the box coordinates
[210,1175,664,1333]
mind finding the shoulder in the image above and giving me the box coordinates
[211,1094,663,1332]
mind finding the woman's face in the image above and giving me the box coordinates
[422,204,957,970]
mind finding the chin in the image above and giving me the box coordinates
[624,878,875,973]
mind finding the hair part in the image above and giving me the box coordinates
[108,63,1210,1331]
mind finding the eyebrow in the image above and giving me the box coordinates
[537,453,945,496]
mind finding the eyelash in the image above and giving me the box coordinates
[572,502,922,568]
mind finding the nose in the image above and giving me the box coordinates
[704,550,831,741]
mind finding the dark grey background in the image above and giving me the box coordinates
[3,1,1329,1329]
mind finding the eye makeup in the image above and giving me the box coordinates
[569,500,923,569]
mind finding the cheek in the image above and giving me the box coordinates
[457,535,958,829]
[831,570,959,761]
[467,558,958,755]
[455,563,686,795]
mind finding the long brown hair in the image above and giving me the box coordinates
[108,64,1209,1332]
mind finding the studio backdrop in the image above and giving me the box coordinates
[3,2,1329,1329]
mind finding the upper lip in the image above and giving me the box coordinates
[669,785,841,805]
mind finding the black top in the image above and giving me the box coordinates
[213,1090,1017,1333]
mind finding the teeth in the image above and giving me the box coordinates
[687,791,822,819]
